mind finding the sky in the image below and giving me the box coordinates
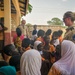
[22,0,75,25]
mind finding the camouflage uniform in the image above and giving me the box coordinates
[64,25,75,43]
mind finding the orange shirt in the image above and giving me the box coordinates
[49,44,56,53]
[58,36,63,43]
[36,37,45,45]
[25,46,31,51]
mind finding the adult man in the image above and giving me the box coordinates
[63,11,75,43]
[18,19,28,38]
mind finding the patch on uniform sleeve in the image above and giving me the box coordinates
[72,35,75,40]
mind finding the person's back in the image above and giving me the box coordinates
[48,40,75,75]
[20,49,41,75]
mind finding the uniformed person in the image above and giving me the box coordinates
[63,11,75,43]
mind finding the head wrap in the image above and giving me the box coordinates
[53,40,75,75]
[34,41,42,50]
[20,49,41,75]
[0,66,16,75]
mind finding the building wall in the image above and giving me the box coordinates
[27,25,66,38]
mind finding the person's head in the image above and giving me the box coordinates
[52,31,59,39]
[34,41,43,50]
[3,44,15,56]
[32,30,37,35]
[0,66,16,75]
[9,55,21,71]
[20,49,41,75]
[37,29,45,37]
[45,29,52,36]
[16,27,22,37]
[33,25,37,30]
[63,11,75,26]
[22,38,31,49]
[0,61,8,68]
[58,30,63,37]
[21,19,26,25]
[44,35,50,44]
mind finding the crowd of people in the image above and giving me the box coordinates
[0,11,75,75]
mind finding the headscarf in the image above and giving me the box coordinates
[34,41,42,50]
[20,49,41,75]
[0,66,16,75]
[53,40,75,75]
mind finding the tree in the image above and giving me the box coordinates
[26,23,32,26]
[47,17,63,25]
[47,21,52,25]
[27,3,33,14]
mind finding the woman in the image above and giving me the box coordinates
[0,66,16,75]
[48,40,75,75]
[20,49,41,75]
[63,11,75,43]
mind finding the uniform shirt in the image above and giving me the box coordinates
[64,25,75,43]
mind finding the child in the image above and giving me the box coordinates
[22,38,31,51]
[14,27,24,54]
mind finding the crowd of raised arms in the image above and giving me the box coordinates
[0,11,75,75]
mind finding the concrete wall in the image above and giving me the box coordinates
[27,25,66,38]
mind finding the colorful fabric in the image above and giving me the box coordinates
[36,37,45,45]
[25,46,31,51]
[14,37,22,48]
[0,66,16,75]
[58,36,63,43]
[13,34,24,42]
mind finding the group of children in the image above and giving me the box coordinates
[0,27,63,75]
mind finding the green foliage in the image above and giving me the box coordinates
[26,23,32,26]
[47,17,63,25]
[27,3,33,14]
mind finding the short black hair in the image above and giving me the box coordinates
[9,55,21,71]
[37,29,45,37]
[22,38,31,48]
[3,44,15,56]
[16,27,22,37]
[58,30,63,37]
[45,29,52,36]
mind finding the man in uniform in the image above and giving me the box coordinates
[63,11,75,43]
